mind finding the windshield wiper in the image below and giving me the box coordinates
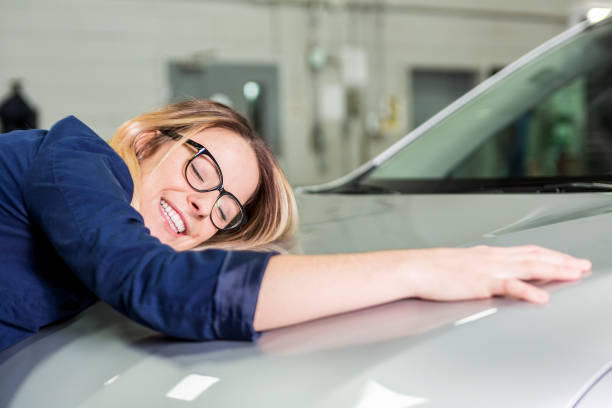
[534,182,612,192]
[462,181,612,193]
[334,184,402,194]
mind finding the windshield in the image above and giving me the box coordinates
[357,21,612,193]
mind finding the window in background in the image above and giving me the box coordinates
[410,69,478,129]
[168,63,281,156]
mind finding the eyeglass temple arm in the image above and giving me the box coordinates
[159,129,182,141]
[160,130,205,151]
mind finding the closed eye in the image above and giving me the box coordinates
[218,206,227,221]
[192,165,205,182]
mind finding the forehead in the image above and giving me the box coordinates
[189,127,260,200]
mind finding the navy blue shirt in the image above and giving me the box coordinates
[0,116,274,351]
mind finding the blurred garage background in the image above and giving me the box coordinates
[0,0,603,186]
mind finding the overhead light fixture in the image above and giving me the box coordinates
[307,45,328,71]
[243,81,261,101]
[587,7,612,24]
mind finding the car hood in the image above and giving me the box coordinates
[292,192,612,253]
[3,192,612,407]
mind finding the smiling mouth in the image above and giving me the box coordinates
[160,198,186,234]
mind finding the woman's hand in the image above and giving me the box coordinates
[403,245,592,304]
[254,245,591,331]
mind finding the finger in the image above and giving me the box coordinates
[494,278,549,304]
[498,244,580,258]
[510,261,585,281]
[493,245,592,270]
[512,251,591,269]
[530,247,591,269]
[495,244,541,254]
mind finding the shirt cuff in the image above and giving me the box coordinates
[213,250,277,340]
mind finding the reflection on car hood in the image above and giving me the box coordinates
[3,192,612,407]
[292,192,612,253]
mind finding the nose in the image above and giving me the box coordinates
[186,190,218,218]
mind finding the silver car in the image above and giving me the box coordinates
[3,17,612,408]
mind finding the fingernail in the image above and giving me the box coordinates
[536,291,549,303]
[572,258,591,268]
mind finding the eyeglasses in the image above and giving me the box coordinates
[160,130,247,231]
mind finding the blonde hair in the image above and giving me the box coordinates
[109,100,298,250]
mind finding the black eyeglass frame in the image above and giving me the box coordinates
[160,130,248,231]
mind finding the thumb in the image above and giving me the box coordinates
[492,278,549,304]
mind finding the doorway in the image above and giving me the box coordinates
[168,62,281,155]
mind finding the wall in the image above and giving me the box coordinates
[0,0,579,185]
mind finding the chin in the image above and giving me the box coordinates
[170,237,209,252]
[164,239,190,252]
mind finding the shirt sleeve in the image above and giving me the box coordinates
[22,117,275,341]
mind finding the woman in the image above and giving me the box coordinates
[0,100,590,352]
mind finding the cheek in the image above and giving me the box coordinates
[198,224,217,241]
[140,150,189,193]
[174,225,217,251]
[190,219,218,243]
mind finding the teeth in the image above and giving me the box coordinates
[160,199,185,233]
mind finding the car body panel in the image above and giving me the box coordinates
[3,192,612,407]
[295,192,612,252]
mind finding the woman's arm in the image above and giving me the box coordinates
[23,117,271,341]
[253,245,591,331]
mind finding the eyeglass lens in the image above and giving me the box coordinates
[186,154,221,191]
[186,154,245,230]
[211,195,243,230]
